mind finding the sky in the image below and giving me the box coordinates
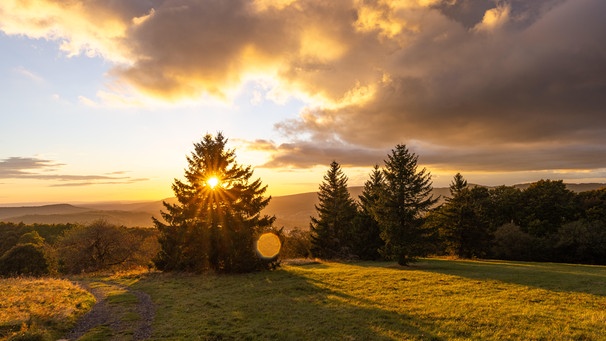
[1,0,605,205]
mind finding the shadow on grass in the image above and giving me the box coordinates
[134,267,446,340]
[416,258,606,296]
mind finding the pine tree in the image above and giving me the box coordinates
[448,172,468,198]
[350,165,385,260]
[439,173,491,258]
[375,145,437,265]
[154,133,276,273]
[310,161,357,259]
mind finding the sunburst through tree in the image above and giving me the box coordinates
[153,132,278,273]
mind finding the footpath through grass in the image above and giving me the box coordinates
[135,259,606,340]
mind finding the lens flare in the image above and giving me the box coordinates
[256,233,281,259]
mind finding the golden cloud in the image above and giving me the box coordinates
[2,0,606,177]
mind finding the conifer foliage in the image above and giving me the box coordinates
[154,133,276,273]
[351,165,385,260]
[375,145,437,265]
[437,173,492,258]
[310,161,357,259]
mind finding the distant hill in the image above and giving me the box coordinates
[0,203,159,227]
[0,204,89,220]
[1,183,603,229]
[1,210,156,227]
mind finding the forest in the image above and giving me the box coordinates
[298,166,606,266]
[0,221,158,277]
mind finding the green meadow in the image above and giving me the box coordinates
[2,259,606,340]
[137,259,606,340]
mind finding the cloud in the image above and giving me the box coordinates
[0,157,148,186]
[258,140,385,169]
[13,66,45,83]
[272,0,606,174]
[2,0,606,180]
[0,157,65,177]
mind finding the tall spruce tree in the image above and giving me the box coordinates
[351,165,385,260]
[154,133,276,273]
[375,145,437,265]
[439,174,491,258]
[310,161,357,259]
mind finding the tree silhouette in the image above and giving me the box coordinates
[375,145,437,265]
[154,133,276,273]
[310,161,357,259]
[519,179,576,237]
[438,174,491,258]
[351,165,384,260]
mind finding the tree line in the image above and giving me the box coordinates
[0,221,159,277]
[2,133,605,277]
[304,149,606,265]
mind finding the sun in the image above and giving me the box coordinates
[206,176,220,189]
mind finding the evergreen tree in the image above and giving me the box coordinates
[448,172,468,198]
[310,161,357,259]
[439,174,491,258]
[350,165,385,260]
[375,145,437,265]
[154,133,276,273]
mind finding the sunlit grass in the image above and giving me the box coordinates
[4,260,604,340]
[0,277,95,340]
[134,259,606,340]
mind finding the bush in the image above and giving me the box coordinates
[280,228,312,259]
[554,220,606,265]
[491,223,535,261]
[0,243,56,277]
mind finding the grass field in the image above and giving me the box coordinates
[2,259,605,340]
[134,259,606,340]
[0,277,94,340]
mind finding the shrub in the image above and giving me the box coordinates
[554,220,606,265]
[280,228,312,259]
[0,243,55,277]
[491,223,535,261]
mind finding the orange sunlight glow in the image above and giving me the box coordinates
[206,176,220,189]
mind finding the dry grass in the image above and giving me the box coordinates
[0,277,95,340]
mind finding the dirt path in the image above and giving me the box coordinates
[63,281,155,340]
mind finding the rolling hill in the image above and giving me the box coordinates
[1,183,603,229]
